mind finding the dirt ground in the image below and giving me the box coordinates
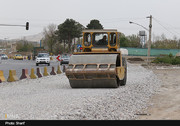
[134,62,180,120]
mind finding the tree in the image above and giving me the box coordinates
[86,19,103,29]
[119,33,141,48]
[56,19,84,53]
[53,42,65,55]
[16,39,33,52]
[127,34,141,47]
[43,24,57,54]
[152,34,180,49]
[119,33,129,47]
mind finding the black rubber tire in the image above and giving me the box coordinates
[48,63,50,66]
[36,63,38,66]
[119,57,127,86]
[116,76,120,87]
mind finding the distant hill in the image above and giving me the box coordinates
[10,32,44,42]
[22,32,44,42]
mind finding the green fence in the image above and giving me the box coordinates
[121,47,180,56]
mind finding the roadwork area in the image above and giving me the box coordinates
[137,65,180,120]
[0,63,162,120]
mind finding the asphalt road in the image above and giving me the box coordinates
[0,59,65,80]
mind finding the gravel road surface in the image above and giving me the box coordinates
[0,63,161,120]
[137,65,180,120]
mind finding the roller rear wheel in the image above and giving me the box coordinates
[119,57,127,86]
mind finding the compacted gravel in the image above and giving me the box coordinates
[0,63,161,120]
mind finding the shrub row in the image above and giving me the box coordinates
[152,53,180,65]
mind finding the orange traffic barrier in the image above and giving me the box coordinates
[37,68,43,78]
[0,70,6,82]
[63,65,66,73]
[7,70,19,82]
[30,68,37,79]
[20,69,30,80]
[57,65,62,74]
[43,67,49,76]
[50,67,56,75]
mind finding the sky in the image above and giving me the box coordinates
[0,0,180,40]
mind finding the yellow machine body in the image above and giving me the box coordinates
[65,29,127,88]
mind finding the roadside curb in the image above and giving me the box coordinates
[0,65,63,84]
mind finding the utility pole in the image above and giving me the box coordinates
[147,15,152,63]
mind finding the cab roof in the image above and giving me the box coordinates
[82,29,119,33]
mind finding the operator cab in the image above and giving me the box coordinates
[82,29,120,52]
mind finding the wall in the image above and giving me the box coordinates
[120,47,180,56]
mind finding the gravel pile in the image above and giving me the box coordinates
[0,63,161,120]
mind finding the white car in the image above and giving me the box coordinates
[59,54,70,65]
[36,53,50,66]
[0,54,8,60]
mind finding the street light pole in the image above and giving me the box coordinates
[129,15,153,64]
[129,21,149,31]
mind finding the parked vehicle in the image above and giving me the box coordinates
[13,54,23,60]
[32,47,47,60]
[36,53,50,66]
[0,54,8,60]
[59,54,70,65]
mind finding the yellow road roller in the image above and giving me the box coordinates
[65,29,127,88]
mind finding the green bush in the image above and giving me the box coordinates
[152,57,161,63]
[152,56,171,64]
[152,53,180,65]
[172,57,180,65]
[169,53,173,58]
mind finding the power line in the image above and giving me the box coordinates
[156,19,180,35]
[0,17,146,24]
[153,17,180,37]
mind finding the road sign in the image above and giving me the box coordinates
[77,44,82,48]
[56,56,61,61]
